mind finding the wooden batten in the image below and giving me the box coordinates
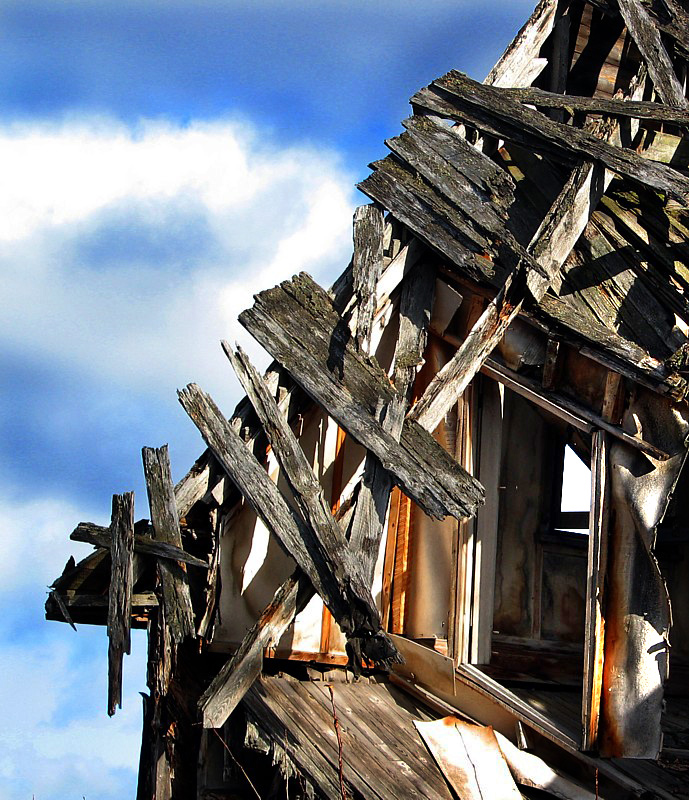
[142,445,196,644]
[107,491,135,716]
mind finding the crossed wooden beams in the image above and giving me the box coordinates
[67,445,203,715]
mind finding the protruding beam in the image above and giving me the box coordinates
[107,492,135,716]
[352,205,384,353]
[70,522,210,569]
[239,273,484,522]
[142,446,195,643]
[222,343,396,663]
[178,382,399,668]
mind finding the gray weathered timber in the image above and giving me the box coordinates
[383,120,542,276]
[617,0,689,110]
[178,383,399,668]
[198,493,359,732]
[70,522,210,569]
[358,162,504,287]
[352,205,384,352]
[411,71,689,204]
[494,85,689,126]
[142,446,195,643]
[485,0,558,88]
[409,161,606,433]
[222,343,395,661]
[173,448,214,519]
[238,272,484,521]
[108,492,135,716]
[348,264,436,585]
[199,570,310,728]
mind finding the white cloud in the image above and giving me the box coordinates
[0,115,356,404]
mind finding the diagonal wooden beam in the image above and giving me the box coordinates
[142,445,196,643]
[178,382,399,670]
[239,272,484,522]
[222,343,396,657]
[107,492,135,716]
[409,159,605,433]
[617,0,688,110]
[348,264,436,585]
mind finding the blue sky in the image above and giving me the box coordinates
[0,2,535,797]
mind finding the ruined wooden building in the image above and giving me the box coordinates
[47,0,689,796]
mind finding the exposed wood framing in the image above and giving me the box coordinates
[348,263,436,585]
[412,71,689,203]
[178,382,398,667]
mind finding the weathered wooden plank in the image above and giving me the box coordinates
[173,448,214,518]
[222,343,395,660]
[408,149,614,435]
[70,521,210,569]
[617,0,689,110]
[238,272,484,521]
[494,84,689,126]
[352,205,384,353]
[415,717,521,800]
[198,486,359,730]
[199,571,309,728]
[142,446,195,643]
[178,382,399,668]
[412,71,689,204]
[359,159,505,287]
[348,264,436,585]
[108,492,135,716]
[485,0,559,88]
[55,590,158,609]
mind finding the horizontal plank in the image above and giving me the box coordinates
[70,522,210,569]
[495,85,689,126]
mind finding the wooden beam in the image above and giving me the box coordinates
[485,0,559,89]
[617,0,689,110]
[198,570,310,728]
[492,84,689,126]
[142,446,195,643]
[408,156,605,434]
[412,71,689,204]
[348,264,436,585]
[238,272,484,522]
[178,382,399,668]
[70,522,210,569]
[481,358,671,461]
[107,492,135,716]
[222,343,395,661]
[351,205,384,353]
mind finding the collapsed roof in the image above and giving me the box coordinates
[47,1,689,797]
